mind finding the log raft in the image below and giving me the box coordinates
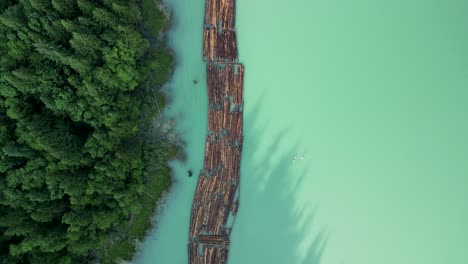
[204,0,235,29]
[203,29,238,62]
[189,0,244,263]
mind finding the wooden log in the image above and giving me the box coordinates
[197,235,230,246]
[203,29,238,62]
[190,0,244,262]
[204,0,236,29]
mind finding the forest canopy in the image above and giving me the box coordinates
[0,0,174,263]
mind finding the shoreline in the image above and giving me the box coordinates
[188,0,244,262]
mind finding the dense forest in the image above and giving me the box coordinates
[0,0,174,263]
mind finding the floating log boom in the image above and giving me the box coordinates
[189,0,244,263]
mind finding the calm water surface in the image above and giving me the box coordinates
[137,0,468,264]
[134,0,207,262]
[231,0,468,264]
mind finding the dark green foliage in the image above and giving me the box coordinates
[0,0,173,263]
[141,0,167,36]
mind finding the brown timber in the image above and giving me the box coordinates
[189,0,244,263]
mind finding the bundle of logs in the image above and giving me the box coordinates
[203,30,238,62]
[204,0,235,29]
[188,0,244,263]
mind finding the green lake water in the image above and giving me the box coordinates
[135,0,468,263]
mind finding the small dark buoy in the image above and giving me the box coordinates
[188,170,193,177]
[193,79,198,84]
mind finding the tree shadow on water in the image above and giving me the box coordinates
[228,98,328,264]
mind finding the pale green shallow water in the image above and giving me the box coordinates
[136,0,468,263]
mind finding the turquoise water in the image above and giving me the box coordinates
[230,0,468,263]
[133,0,207,263]
[136,0,468,264]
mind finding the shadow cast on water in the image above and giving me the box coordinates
[229,98,328,264]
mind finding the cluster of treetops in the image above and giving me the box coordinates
[0,0,174,263]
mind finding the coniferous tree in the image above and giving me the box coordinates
[0,0,174,262]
